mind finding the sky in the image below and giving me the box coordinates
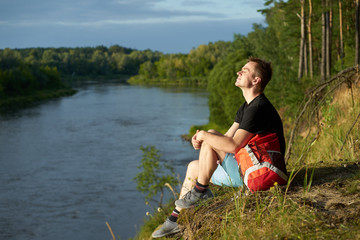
[0,0,266,53]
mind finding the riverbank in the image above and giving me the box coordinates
[132,161,360,239]
[0,88,77,112]
[62,74,131,83]
[0,75,130,112]
[127,75,207,87]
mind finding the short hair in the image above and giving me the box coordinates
[247,57,272,91]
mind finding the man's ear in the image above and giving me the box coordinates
[254,76,262,85]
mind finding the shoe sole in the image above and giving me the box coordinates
[175,195,213,209]
[152,227,181,238]
[174,199,196,209]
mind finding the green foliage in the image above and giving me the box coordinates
[133,146,178,207]
[0,45,162,78]
[0,46,163,109]
[207,51,247,128]
[0,51,66,99]
[129,41,231,85]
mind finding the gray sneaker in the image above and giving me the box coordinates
[151,219,181,238]
[175,188,214,209]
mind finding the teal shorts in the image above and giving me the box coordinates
[211,153,243,187]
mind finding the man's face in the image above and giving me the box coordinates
[235,61,257,88]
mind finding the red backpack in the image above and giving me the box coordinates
[235,133,288,193]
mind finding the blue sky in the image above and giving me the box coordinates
[0,0,266,53]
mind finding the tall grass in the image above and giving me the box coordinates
[218,183,357,239]
[288,82,360,168]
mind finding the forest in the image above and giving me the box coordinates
[0,0,359,122]
[0,46,162,100]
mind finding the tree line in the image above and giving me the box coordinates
[1,0,359,121]
[0,45,162,100]
[0,49,64,99]
[128,41,231,86]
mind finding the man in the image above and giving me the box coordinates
[152,57,285,238]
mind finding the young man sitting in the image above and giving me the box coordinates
[152,57,286,238]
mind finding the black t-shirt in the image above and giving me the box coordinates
[235,94,286,155]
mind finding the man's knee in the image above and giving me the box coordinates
[187,160,199,174]
[208,129,221,135]
[201,141,226,162]
[207,129,224,137]
[201,142,215,152]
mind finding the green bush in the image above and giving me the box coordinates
[133,146,178,208]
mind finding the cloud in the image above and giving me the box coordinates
[0,16,263,53]
[0,0,266,52]
[0,0,263,27]
[181,0,215,6]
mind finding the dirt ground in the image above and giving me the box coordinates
[289,162,360,229]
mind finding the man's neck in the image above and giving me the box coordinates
[242,89,262,104]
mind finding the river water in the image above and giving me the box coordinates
[0,83,209,240]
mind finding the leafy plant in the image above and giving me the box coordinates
[133,145,178,208]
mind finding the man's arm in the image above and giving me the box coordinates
[191,122,239,150]
[224,122,240,137]
[196,126,254,154]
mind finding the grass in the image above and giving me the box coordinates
[131,163,359,240]
[217,171,359,239]
[131,200,177,239]
[289,78,360,168]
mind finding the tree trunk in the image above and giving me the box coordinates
[321,0,326,82]
[308,0,313,79]
[304,37,308,76]
[339,0,344,65]
[326,10,331,78]
[326,3,332,78]
[298,0,306,81]
[356,0,360,65]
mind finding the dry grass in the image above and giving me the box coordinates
[289,74,360,168]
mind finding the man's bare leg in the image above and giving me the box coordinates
[197,142,223,185]
[178,160,199,199]
[177,131,226,204]
[175,141,226,209]
[152,136,225,238]
[152,161,199,238]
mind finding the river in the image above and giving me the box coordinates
[0,83,209,240]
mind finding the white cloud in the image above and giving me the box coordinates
[153,0,264,19]
[0,0,264,27]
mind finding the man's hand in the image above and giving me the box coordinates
[191,130,202,150]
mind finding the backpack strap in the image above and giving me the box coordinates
[242,146,288,185]
[244,145,259,165]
